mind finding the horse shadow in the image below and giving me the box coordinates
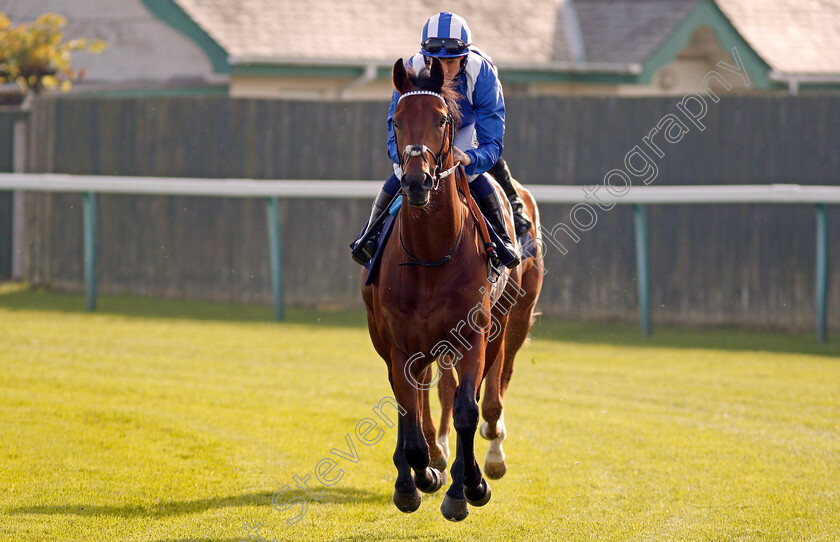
[529,315,840,359]
[7,487,384,518]
[328,536,451,542]
[0,285,367,328]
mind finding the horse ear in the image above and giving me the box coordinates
[393,59,408,93]
[429,57,444,92]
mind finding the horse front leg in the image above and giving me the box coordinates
[391,352,444,513]
[440,365,490,521]
[420,366,446,479]
[434,365,457,473]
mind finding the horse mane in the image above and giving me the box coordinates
[403,64,462,129]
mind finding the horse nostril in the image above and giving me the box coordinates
[401,172,430,190]
[423,173,434,190]
[400,171,432,205]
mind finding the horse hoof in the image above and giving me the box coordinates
[393,488,422,513]
[484,460,507,480]
[465,479,491,507]
[417,467,444,494]
[440,495,469,521]
[430,456,447,473]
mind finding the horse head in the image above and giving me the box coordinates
[391,58,459,207]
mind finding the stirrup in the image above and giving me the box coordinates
[351,190,398,265]
[351,225,381,265]
[508,195,532,236]
[499,240,520,269]
[490,233,519,270]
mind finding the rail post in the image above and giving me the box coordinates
[82,192,98,312]
[815,204,829,343]
[265,196,284,320]
[633,203,651,337]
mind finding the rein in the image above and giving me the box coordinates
[398,182,466,267]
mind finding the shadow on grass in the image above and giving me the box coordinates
[529,314,840,358]
[2,282,838,358]
[0,283,367,329]
[7,487,385,518]
[328,536,452,542]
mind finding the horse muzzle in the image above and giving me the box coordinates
[400,171,433,207]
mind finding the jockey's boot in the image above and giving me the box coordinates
[489,158,532,236]
[351,187,393,265]
[477,190,521,269]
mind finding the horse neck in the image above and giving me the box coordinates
[399,164,464,264]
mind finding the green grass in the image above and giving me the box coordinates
[1,283,839,541]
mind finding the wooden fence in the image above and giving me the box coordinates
[5,94,840,330]
[0,108,29,278]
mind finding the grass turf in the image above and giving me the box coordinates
[1,283,839,541]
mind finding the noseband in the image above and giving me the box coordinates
[397,90,459,188]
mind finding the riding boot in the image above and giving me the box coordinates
[488,158,532,236]
[351,187,393,265]
[476,190,521,269]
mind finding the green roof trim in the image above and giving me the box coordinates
[639,0,773,89]
[232,64,395,80]
[233,64,363,78]
[71,85,229,98]
[231,62,641,85]
[794,82,840,92]
[499,69,638,85]
[141,0,230,74]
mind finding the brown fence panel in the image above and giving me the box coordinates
[20,94,840,330]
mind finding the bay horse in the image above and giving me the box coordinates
[361,57,543,521]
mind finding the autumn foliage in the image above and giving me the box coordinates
[0,12,105,94]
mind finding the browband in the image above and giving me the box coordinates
[398,90,448,107]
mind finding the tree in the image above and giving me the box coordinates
[0,12,105,95]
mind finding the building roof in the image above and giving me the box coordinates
[4,0,838,95]
[169,0,840,76]
[172,0,569,65]
[716,0,840,75]
[575,0,699,64]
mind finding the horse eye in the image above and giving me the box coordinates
[393,122,399,130]
[439,117,446,127]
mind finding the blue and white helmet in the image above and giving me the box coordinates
[420,12,472,58]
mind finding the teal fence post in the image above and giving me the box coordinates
[265,197,284,321]
[815,204,829,343]
[82,192,97,312]
[633,204,651,337]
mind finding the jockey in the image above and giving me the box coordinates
[351,11,532,268]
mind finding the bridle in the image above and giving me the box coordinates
[396,90,459,189]
[396,89,464,267]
